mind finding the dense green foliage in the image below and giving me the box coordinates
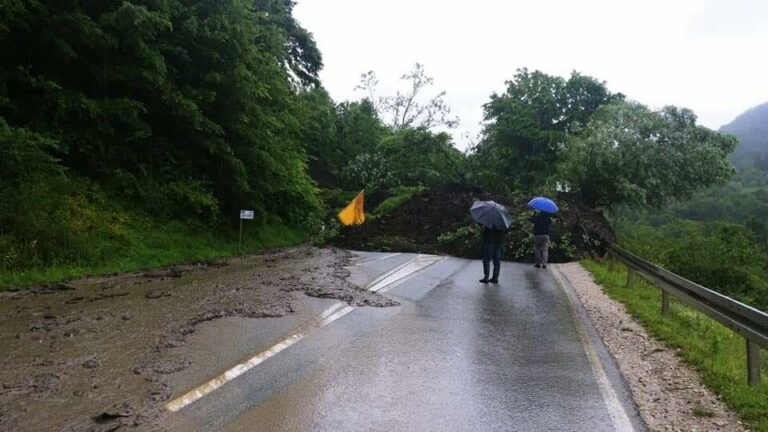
[584,261,768,431]
[473,69,737,211]
[617,218,768,310]
[474,69,619,191]
[1,0,327,274]
[611,107,768,312]
[2,0,324,220]
[0,0,748,305]
[1,218,306,288]
[378,128,466,187]
[566,102,736,208]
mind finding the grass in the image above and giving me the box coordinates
[582,259,768,431]
[371,186,425,217]
[0,220,307,289]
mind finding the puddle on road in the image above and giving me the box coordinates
[0,247,396,431]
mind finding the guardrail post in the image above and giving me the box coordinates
[626,268,635,289]
[661,291,670,315]
[608,253,616,272]
[747,340,761,386]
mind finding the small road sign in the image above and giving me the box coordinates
[238,210,254,254]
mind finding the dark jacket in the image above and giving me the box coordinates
[531,213,552,236]
[482,226,506,244]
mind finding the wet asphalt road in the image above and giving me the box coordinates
[164,252,643,431]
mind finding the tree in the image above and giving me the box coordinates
[340,153,397,191]
[299,86,340,168]
[378,128,466,187]
[474,69,618,191]
[335,99,387,168]
[0,0,324,224]
[253,0,323,88]
[564,101,737,208]
[356,63,459,130]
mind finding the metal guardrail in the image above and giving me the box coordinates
[606,244,768,386]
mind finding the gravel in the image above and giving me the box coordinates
[554,262,746,432]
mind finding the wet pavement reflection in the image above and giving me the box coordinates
[165,254,640,431]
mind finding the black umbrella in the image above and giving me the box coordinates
[470,200,513,230]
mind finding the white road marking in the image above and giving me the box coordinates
[165,252,444,412]
[370,255,446,293]
[551,265,636,432]
[165,303,355,412]
[354,252,402,264]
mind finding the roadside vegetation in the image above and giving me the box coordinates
[371,186,426,218]
[611,168,768,312]
[583,260,768,431]
[2,1,767,426]
[2,2,762,307]
[0,218,305,288]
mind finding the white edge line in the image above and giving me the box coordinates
[550,265,635,432]
[165,253,443,413]
[164,304,354,412]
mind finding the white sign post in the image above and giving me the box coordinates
[239,210,254,254]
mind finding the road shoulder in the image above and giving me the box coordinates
[553,262,745,431]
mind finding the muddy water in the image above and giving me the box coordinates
[0,247,395,431]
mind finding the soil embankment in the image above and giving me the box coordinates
[332,189,615,262]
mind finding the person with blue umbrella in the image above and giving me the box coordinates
[527,197,558,269]
[470,200,512,284]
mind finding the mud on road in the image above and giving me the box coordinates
[0,247,396,431]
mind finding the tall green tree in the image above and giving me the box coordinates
[474,69,618,191]
[0,0,324,224]
[564,101,736,208]
[335,99,387,165]
[378,128,466,187]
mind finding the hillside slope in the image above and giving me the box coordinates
[720,102,768,162]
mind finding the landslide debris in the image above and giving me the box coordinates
[0,247,391,432]
[331,189,615,262]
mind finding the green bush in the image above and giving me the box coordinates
[0,119,131,269]
[617,219,768,311]
[372,186,426,217]
[437,225,481,257]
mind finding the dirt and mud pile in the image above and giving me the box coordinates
[331,189,615,262]
[0,247,395,432]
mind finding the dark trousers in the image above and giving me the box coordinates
[482,243,502,280]
[534,235,550,265]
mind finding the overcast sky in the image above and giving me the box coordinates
[294,0,768,150]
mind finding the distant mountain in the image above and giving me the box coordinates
[720,102,768,164]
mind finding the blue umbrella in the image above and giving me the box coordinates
[470,200,513,230]
[528,197,558,213]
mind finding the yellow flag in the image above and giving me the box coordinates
[337,191,365,226]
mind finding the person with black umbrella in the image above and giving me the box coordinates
[479,224,506,283]
[470,200,512,284]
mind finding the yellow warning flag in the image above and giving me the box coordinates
[337,190,365,226]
